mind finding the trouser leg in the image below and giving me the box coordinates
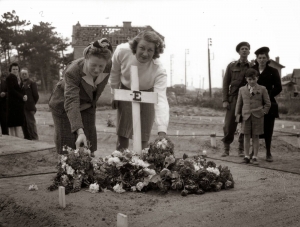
[0,109,9,135]
[25,110,39,140]
[264,116,275,156]
[221,96,238,151]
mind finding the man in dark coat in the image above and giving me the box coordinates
[221,42,253,157]
[0,70,9,135]
[251,47,282,162]
[21,68,39,140]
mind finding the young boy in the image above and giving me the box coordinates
[235,68,271,165]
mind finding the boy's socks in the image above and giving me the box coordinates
[252,156,257,159]
[244,156,250,159]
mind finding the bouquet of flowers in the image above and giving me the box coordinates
[48,137,235,196]
[48,146,93,194]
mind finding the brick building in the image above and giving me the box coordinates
[72,21,164,59]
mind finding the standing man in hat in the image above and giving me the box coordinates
[221,42,252,157]
[21,68,39,140]
[251,47,282,162]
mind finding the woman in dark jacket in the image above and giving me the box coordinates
[252,47,282,162]
[6,63,27,137]
[49,39,112,155]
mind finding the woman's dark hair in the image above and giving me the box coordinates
[129,30,165,59]
[9,63,20,72]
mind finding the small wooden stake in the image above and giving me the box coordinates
[282,124,284,129]
[176,130,179,137]
[293,125,296,130]
[210,133,216,148]
[192,132,195,138]
[59,186,66,208]
[117,213,128,227]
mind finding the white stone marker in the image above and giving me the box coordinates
[176,130,179,137]
[210,133,217,148]
[192,132,195,138]
[59,186,66,208]
[117,213,128,227]
[114,66,158,155]
[293,125,296,130]
[282,124,284,129]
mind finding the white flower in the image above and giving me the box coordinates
[108,157,121,165]
[111,150,122,157]
[113,183,125,193]
[207,167,220,176]
[131,186,137,192]
[131,156,150,168]
[144,168,156,176]
[194,164,200,171]
[66,164,75,175]
[60,155,67,163]
[141,148,149,155]
[89,183,99,193]
[156,141,163,148]
[136,182,144,191]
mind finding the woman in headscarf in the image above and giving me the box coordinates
[109,30,169,150]
[49,39,113,155]
[251,47,282,162]
[6,63,27,137]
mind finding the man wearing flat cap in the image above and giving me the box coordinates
[221,41,252,157]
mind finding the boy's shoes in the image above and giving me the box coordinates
[242,157,250,164]
[221,151,229,157]
[266,155,273,162]
[251,158,259,165]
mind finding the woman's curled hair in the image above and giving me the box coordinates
[129,30,165,59]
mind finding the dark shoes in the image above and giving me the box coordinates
[266,155,273,162]
[221,151,229,157]
[242,157,250,164]
[251,158,259,165]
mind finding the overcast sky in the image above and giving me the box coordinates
[1,0,300,89]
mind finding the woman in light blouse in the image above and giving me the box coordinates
[109,30,169,150]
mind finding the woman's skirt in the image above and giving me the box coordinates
[116,84,155,142]
[51,108,97,154]
[241,115,264,136]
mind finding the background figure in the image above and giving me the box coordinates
[251,47,282,162]
[21,68,39,140]
[0,70,9,135]
[109,30,169,150]
[235,69,271,165]
[6,63,27,137]
[221,42,252,157]
[49,39,113,154]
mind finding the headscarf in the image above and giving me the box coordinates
[82,38,113,58]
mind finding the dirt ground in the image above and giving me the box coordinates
[1,105,300,227]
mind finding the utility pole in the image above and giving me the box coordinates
[185,49,189,93]
[170,54,174,87]
[208,38,212,98]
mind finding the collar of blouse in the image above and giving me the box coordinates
[82,62,109,89]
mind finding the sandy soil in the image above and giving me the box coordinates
[1,105,300,227]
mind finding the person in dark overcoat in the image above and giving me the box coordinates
[251,47,282,162]
[49,39,113,155]
[21,68,39,140]
[0,70,9,135]
[6,63,27,137]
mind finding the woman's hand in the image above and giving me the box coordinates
[158,132,166,139]
[75,128,87,149]
[23,95,27,101]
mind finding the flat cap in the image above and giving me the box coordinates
[254,46,270,55]
[236,42,250,52]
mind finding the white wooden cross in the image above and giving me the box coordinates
[114,66,158,155]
